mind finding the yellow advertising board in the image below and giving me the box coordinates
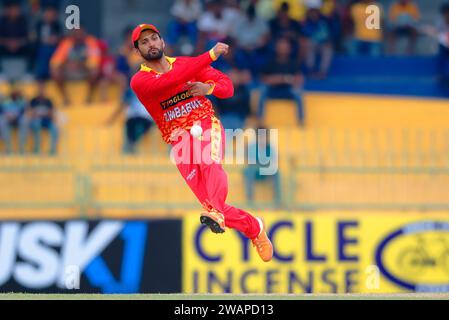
[183,212,449,294]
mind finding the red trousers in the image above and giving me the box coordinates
[170,116,260,239]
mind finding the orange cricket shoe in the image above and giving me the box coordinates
[252,217,273,262]
[200,210,226,234]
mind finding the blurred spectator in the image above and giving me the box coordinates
[28,1,61,48]
[240,0,276,21]
[167,0,203,55]
[50,28,101,106]
[0,1,31,69]
[268,2,304,60]
[31,5,62,83]
[244,127,281,208]
[28,0,42,36]
[0,87,28,154]
[28,0,40,12]
[321,0,344,52]
[341,0,358,44]
[224,0,243,14]
[350,0,383,56]
[115,26,142,95]
[29,0,61,11]
[196,0,241,53]
[387,0,420,55]
[98,39,116,103]
[437,4,449,84]
[273,0,307,22]
[26,82,58,155]
[213,68,252,131]
[422,4,449,92]
[302,3,333,79]
[106,86,154,155]
[258,37,305,126]
[230,4,270,76]
[0,93,4,151]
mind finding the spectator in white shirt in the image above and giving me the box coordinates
[166,0,203,54]
[230,4,270,76]
[196,0,242,53]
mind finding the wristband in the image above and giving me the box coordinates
[209,49,218,61]
[205,80,215,95]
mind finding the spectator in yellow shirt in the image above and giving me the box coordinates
[350,0,384,56]
[273,0,307,22]
[387,0,420,55]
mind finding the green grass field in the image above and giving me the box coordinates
[1,293,449,300]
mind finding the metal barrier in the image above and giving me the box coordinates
[284,128,449,210]
[0,128,448,216]
[288,166,449,210]
[0,163,79,210]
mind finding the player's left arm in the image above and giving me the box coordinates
[190,66,234,99]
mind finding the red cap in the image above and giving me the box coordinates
[132,24,160,44]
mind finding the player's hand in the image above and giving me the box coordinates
[186,81,213,97]
[212,42,229,58]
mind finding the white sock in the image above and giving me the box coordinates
[256,217,264,237]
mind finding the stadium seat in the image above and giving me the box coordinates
[1,85,449,216]
[263,99,299,128]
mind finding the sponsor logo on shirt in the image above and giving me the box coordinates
[163,100,202,122]
[160,90,193,110]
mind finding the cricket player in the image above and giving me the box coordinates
[130,24,273,262]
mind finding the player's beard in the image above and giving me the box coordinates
[140,47,164,61]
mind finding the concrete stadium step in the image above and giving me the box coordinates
[264,100,299,128]
[0,81,122,108]
[59,103,120,127]
[268,94,449,129]
[277,126,449,167]
[293,171,449,208]
[261,92,449,129]
[305,77,447,98]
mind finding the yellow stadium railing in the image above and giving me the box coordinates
[0,127,448,219]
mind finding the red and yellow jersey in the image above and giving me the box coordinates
[130,51,234,144]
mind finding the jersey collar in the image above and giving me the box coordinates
[140,56,176,74]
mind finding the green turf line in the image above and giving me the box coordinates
[1,293,449,300]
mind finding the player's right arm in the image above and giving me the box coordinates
[131,43,229,97]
